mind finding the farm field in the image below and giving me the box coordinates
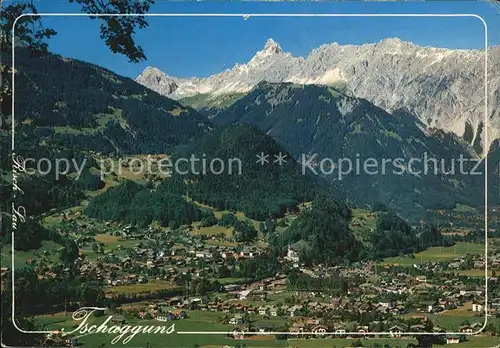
[94,234,144,250]
[398,308,498,332]
[428,314,483,331]
[78,233,147,260]
[192,225,233,237]
[439,302,475,316]
[288,337,418,348]
[458,269,497,277]
[381,242,484,266]
[450,336,500,347]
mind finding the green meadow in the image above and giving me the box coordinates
[1,240,62,269]
[34,309,499,348]
[381,242,484,266]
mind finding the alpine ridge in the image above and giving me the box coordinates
[135,38,500,154]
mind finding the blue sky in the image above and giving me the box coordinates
[32,1,499,79]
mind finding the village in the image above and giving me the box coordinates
[8,221,497,346]
[3,202,500,347]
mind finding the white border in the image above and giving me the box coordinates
[10,13,489,339]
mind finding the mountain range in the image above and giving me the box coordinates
[2,48,496,223]
[209,81,491,219]
[136,38,500,154]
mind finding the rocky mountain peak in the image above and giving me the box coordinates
[247,38,285,67]
[136,66,178,95]
[264,38,282,53]
[373,37,417,55]
[142,65,162,74]
[378,37,405,46]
